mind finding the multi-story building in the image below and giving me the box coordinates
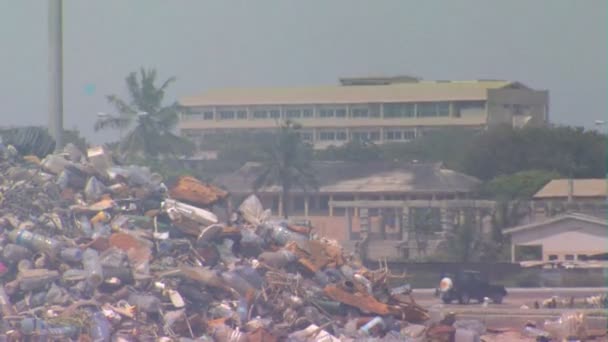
[178,76,549,149]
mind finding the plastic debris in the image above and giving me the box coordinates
[0,145,437,340]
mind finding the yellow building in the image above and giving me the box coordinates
[178,76,549,149]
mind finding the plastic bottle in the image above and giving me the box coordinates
[221,271,254,297]
[359,316,385,336]
[8,230,62,257]
[89,311,111,342]
[269,222,308,246]
[60,248,83,263]
[17,259,32,273]
[128,294,161,313]
[78,216,93,238]
[2,243,31,263]
[236,297,249,324]
[20,317,80,339]
[19,269,60,292]
[258,250,297,269]
[82,249,104,288]
[0,285,15,317]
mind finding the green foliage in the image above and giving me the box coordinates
[0,126,56,158]
[478,170,561,200]
[254,121,317,218]
[95,68,194,159]
[380,129,476,168]
[316,140,383,162]
[62,128,89,152]
[211,131,275,162]
[462,124,606,180]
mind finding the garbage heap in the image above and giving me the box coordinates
[0,143,429,341]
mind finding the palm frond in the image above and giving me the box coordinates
[94,115,132,132]
[106,95,136,116]
[159,76,177,93]
[155,104,180,130]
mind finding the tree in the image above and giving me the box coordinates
[315,140,383,162]
[254,121,317,218]
[462,125,606,180]
[478,170,561,200]
[94,68,194,160]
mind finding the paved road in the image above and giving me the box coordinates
[411,287,608,330]
[413,287,608,308]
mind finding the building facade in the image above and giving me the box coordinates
[179,76,549,149]
[505,213,608,264]
[530,179,608,221]
[214,161,495,260]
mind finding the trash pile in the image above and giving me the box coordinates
[0,142,430,341]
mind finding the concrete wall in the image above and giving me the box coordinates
[487,88,549,127]
[511,218,607,261]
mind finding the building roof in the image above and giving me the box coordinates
[180,80,520,107]
[533,179,607,199]
[214,161,481,195]
[503,213,608,235]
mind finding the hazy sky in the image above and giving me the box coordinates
[1,0,606,143]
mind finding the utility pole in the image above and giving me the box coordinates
[48,0,63,150]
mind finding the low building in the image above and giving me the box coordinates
[215,161,492,260]
[179,77,549,150]
[504,213,608,263]
[531,178,607,220]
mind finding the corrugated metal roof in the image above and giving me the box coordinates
[214,161,480,194]
[504,213,607,235]
[180,81,514,107]
[533,179,607,199]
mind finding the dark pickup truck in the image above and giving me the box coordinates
[436,270,507,304]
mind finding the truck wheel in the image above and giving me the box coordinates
[459,293,471,305]
[492,295,503,304]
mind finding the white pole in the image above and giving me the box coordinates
[49,0,63,150]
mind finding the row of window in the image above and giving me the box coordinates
[297,129,417,142]
[187,102,454,120]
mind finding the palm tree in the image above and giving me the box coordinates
[254,120,317,218]
[94,68,194,160]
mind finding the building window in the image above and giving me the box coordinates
[286,109,301,119]
[565,254,575,261]
[203,111,214,120]
[351,107,370,118]
[270,110,280,119]
[299,132,313,142]
[418,103,437,117]
[236,110,247,119]
[437,102,450,116]
[336,131,347,140]
[335,109,347,118]
[253,110,268,119]
[352,131,380,142]
[218,110,235,120]
[385,130,401,140]
[319,131,335,141]
[385,129,416,141]
[319,107,347,118]
[352,132,368,141]
[384,103,415,118]
[302,108,313,118]
[548,255,558,261]
[403,130,416,140]
[417,102,450,117]
[319,109,333,118]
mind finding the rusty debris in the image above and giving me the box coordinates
[0,134,599,342]
[169,175,229,208]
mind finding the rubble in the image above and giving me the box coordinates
[0,144,433,340]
